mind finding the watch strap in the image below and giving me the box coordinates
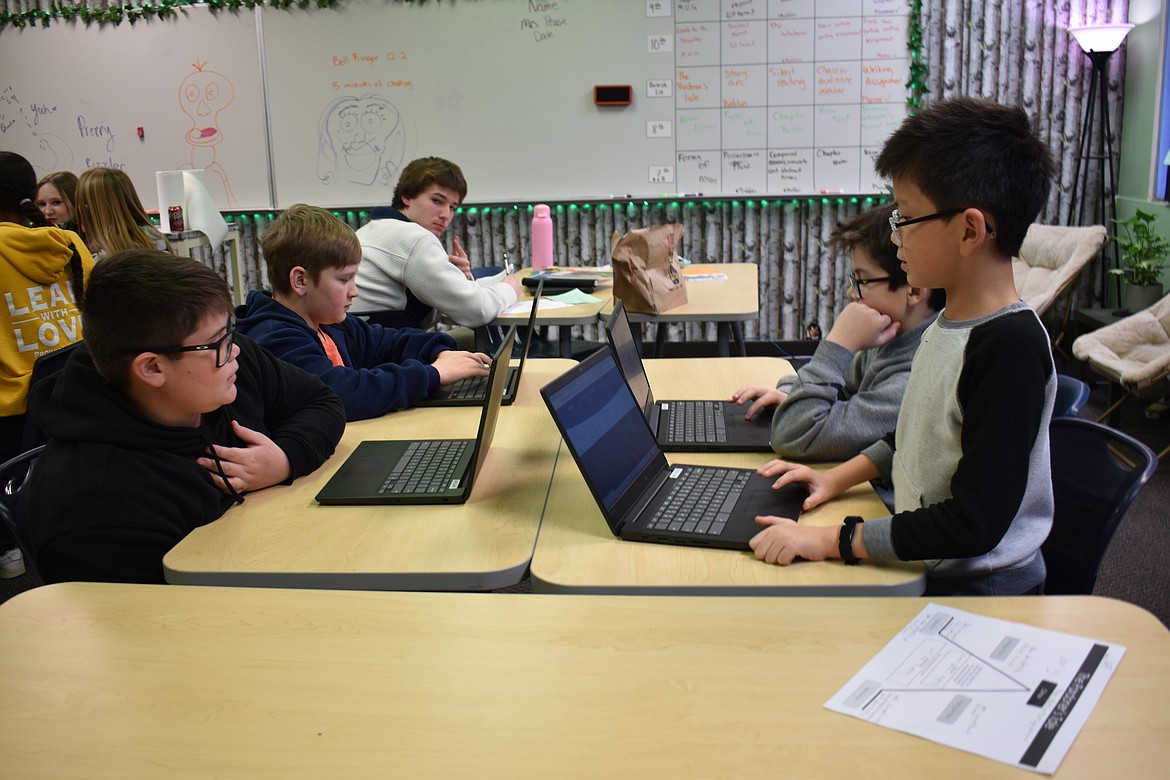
[839,516,864,565]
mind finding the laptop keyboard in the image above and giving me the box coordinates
[379,440,470,495]
[646,467,749,536]
[446,375,488,400]
[666,401,727,443]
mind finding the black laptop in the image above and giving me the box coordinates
[605,300,774,452]
[522,270,605,293]
[417,281,543,407]
[315,326,516,506]
[541,349,806,550]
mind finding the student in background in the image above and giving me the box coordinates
[352,156,521,330]
[35,170,80,234]
[75,167,170,259]
[21,249,345,584]
[750,98,1057,597]
[236,203,494,421]
[0,151,94,579]
[729,203,943,463]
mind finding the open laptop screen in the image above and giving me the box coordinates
[544,350,658,511]
[605,301,653,413]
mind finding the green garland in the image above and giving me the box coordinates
[907,0,929,111]
[0,0,423,30]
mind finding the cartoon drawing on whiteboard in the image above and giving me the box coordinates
[179,60,237,206]
[317,94,406,187]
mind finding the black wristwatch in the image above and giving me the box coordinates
[839,516,864,565]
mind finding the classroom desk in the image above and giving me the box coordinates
[162,359,574,591]
[531,357,926,595]
[483,269,614,357]
[2,583,1166,779]
[600,262,759,357]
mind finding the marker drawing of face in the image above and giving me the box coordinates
[317,95,405,187]
[180,61,236,148]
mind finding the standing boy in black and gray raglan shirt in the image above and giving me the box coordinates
[747,97,1057,596]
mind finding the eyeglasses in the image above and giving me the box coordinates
[130,316,236,368]
[888,208,964,247]
[847,273,896,299]
[888,207,998,247]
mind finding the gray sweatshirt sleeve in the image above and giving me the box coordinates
[769,338,911,461]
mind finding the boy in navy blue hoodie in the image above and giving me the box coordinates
[237,204,494,420]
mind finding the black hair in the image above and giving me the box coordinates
[874,98,1055,257]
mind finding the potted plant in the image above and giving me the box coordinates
[1110,209,1169,312]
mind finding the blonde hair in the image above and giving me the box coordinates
[260,204,361,296]
[76,167,171,255]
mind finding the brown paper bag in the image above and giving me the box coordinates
[610,223,687,314]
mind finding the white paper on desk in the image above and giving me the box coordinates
[475,270,506,286]
[155,170,228,246]
[502,298,570,315]
[825,603,1125,775]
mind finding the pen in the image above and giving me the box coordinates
[502,251,514,275]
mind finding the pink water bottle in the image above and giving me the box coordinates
[531,203,553,270]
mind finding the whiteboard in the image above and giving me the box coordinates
[1,0,910,209]
[262,0,678,207]
[261,0,909,206]
[0,6,271,210]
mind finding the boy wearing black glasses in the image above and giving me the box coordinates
[730,203,943,466]
[20,249,346,584]
[750,97,1057,596]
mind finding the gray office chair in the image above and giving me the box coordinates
[1043,418,1157,595]
[0,445,45,584]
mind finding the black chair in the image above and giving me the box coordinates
[21,342,80,451]
[1043,418,1157,595]
[0,445,45,583]
[1053,374,1091,418]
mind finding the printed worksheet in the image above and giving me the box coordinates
[825,603,1125,774]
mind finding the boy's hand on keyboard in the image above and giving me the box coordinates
[433,350,493,385]
[757,459,838,510]
[198,420,291,496]
[749,518,835,565]
[729,384,788,420]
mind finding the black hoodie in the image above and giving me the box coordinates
[20,335,345,583]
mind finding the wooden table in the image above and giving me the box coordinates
[485,269,613,357]
[2,583,1165,779]
[600,263,759,357]
[530,357,926,595]
[162,359,573,591]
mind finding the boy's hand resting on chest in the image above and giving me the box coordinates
[198,420,291,496]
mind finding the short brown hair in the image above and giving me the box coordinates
[260,204,361,296]
[391,157,467,209]
[81,249,232,388]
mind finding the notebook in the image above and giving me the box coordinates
[605,299,774,452]
[315,326,516,505]
[541,348,807,550]
[417,281,543,407]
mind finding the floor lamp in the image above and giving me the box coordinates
[1065,23,1134,308]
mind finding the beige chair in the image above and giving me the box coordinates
[1072,291,1170,458]
[1013,224,1108,354]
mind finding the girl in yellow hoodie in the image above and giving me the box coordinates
[0,151,94,577]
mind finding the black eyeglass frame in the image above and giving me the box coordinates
[127,316,236,368]
[888,207,996,246]
[846,273,897,299]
